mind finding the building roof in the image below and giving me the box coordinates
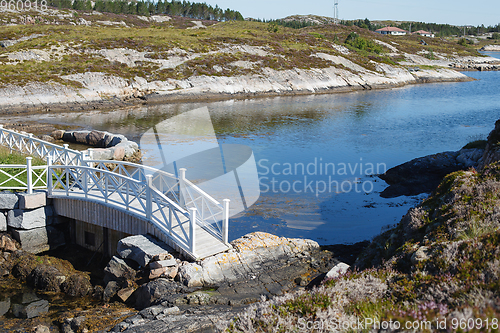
[414,30,432,34]
[375,27,407,32]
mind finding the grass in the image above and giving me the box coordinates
[0,146,47,189]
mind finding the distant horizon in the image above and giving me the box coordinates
[198,0,499,27]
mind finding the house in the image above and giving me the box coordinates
[375,27,407,36]
[414,30,435,38]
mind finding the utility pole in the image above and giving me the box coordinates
[333,0,339,24]
[409,22,412,34]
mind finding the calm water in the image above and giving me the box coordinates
[6,59,500,245]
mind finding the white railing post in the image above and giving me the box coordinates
[27,134,33,154]
[82,151,88,198]
[222,199,230,244]
[63,144,69,165]
[189,208,197,255]
[26,157,33,194]
[87,149,94,168]
[47,156,52,196]
[179,168,186,207]
[146,175,153,220]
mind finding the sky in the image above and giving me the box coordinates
[202,0,500,27]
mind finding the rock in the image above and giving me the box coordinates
[61,274,92,297]
[134,278,189,309]
[0,297,10,317]
[325,262,350,279]
[87,130,106,146]
[27,265,66,292]
[51,130,65,140]
[149,259,176,269]
[117,235,174,268]
[0,191,19,209]
[0,213,6,232]
[103,281,121,302]
[149,267,166,280]
[62,131,76,143]
[104,256,137,284]
[411,246,430,265]
[177,232,319,288]
[12,299,49,319]
[17,192,47,210]
[62,316,86,333]
[0,233,19,251]
[117,287,136,302]
[112,146,125,160]
[163,266,178,279]
[89,148,114,160]
[7,206,52,230]
[73,131,89,144]
[33,325,50,333]
[10,226,65,253]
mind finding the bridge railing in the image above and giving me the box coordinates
[47,164,199,254]
[0,126,83,166]
[0,157,47,193]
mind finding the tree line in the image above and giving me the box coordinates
[48,0,244,21]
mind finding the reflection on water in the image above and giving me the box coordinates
[4,71,500,244]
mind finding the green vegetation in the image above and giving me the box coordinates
[463,139,487,150]
[492,32,500,40]
[344,32,383,54]
[0,146,46,189]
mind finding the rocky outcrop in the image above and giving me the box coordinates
[379,148,484,197]
[480,118,500,168]
[480,45,500,51]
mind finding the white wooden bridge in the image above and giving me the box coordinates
[0,125,231,260]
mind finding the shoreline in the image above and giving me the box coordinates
[0,71,475,115]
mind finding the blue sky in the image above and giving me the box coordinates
[202,0,500,27]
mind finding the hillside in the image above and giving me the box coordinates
[0,8,499,112]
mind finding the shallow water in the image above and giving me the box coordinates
[4,67,500,245]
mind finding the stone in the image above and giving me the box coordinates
[134,278,189,309]
[61,274,93,297]
[73,131,89,144]
[39,135,54,143]
[10,226,65,253]
[51,130,65,140]
[62,131,76,143]
[0,212,6,232]
[0,297,10,317]
[163,266,178,279]
[112,146,125,160]
[104,256,137,284]
[89,148,114,160]
[0,192,19,209]
[117,235,174,267]
[103,281,121,302]
[325,262,350,280]
[27,266,66,292]
[12,299,49,319]
[149,259,176,269]
[7,207,51,230]
[87,130,106,147]
[0,233,18,251]
[149,267,166,280]
[33,325,50,333]
[17,192,47,210]
[117,287,136,302]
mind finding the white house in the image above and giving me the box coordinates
[375,27,407,36]
[414,30,435,38]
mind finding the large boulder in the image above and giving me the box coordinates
[12,299,49,319]
[104,256,137,284]
[177,232,319,288]
[17,192,46,210]
[117,235,174,268]
[10,226,65,253]
[26,265,66,292]
[0,191,19,209]
[134,278,189,309]
[7,206,53,230]
[61,274,93,297]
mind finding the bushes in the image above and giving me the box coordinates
[344,32,383,54]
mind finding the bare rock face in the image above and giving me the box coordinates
[177,232,319,288]
[481,119,500,168]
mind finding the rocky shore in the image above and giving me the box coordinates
[481,44,500,51]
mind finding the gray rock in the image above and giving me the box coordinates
[117,235,174,267]
[0,212,6,232]
[62,131,76,143]
[325,262,350,280]
[12,299,49,319]
[7,206,52,230]
[134,278,189,309]
[149,259,176,269]
[0,40,16,47]
[87,130,106,147]
[0,192,19,209]
[0,297,10,317]
[411,246,430,265]
[104,256,137,284]
[51,130,65,140]
[89,148,114,160]
[10,226,65,253]
[73,131,90,144]
[17,192,47,210]
[103,281,121,302]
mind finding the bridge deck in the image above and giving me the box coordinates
[51,188,230,260]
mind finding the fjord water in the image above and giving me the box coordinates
[12,63,500,245]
